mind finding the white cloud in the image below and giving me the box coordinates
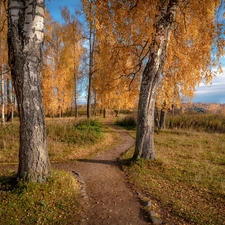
[193,72,225,103]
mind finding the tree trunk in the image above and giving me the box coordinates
[87,3,96,119]
[87,18,92,119]
[159,109,166,129]
[1,68,5,126]
[74,69,78,118]
[11,89,15,122]
[8,0,50,182]
[103,107,106,118]
[133,0,178,160]
[172,104,174,116]
[87,65,92,118]
[154,108,160,129]
[6,75,12,122]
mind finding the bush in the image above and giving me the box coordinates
[115,116,137,130]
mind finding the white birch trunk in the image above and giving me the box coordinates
[133,0,178,160]
[1,70,5,126]
[8,0,50,182]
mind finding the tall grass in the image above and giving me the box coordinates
[47,119,103,145]
[0,118,119,163]
[167,114,225,132]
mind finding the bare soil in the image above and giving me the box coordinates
[53,125,151,224]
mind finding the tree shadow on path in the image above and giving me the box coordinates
[77,158,133,167]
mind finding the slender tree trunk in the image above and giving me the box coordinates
[8,0,50,182]
[87,2,96,118]
[133,0,178,160]
[159,109,166,129]
[6,75,12,122]
[93,88,97,116]
[73,25,78,118]
[103,107,106,118]
[74,70,78,118]
[172,104,175,116]
[87,23,93,118]
[1,69,5,126]
[154,108,160,129]
[11,88,15,122]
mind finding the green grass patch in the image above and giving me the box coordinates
[0,170,81,225]
[0,118,119,163]
[121,129,225,224]
[47,119,103,145]
[0,123,20,163]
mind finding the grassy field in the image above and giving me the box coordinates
[0,117,120,163]
[1,114,225,224]
[119,115,225,225]
[0,117,120,225]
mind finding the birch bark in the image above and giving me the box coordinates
[133,0,178,160]
[8,0,50,181]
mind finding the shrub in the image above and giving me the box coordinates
[115,116,137,130]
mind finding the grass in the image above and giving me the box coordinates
[121,128,225,224]
[0,117,121,224]
[0,170,81,225]
[167,113,225,133]
[0,123,20,163]
[0,118,120,163]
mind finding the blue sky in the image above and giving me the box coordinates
[46,0,225,104]
[193,72,225,103]
[46,0,83,22]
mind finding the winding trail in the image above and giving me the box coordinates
[53,125,150,225]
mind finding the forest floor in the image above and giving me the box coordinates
[52,123,152,225]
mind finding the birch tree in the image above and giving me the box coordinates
[0,0,7,126]
[60,6,83,118]
[82,0,96,118]
[8,0,50,182]
[84,0,223,160]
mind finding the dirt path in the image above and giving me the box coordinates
[53,125,150,225]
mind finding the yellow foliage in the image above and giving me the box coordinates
[42,10,83,116]
[82,0,224,110]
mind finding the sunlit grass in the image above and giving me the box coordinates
[121,129,225,224]
[0,116,121,225]
[0,170,81,225]
[0,118,121,163]
[167,113,225,132]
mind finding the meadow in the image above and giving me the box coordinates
[0,114,224,224]
[118,114,225,224]
[0,117,120,225]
